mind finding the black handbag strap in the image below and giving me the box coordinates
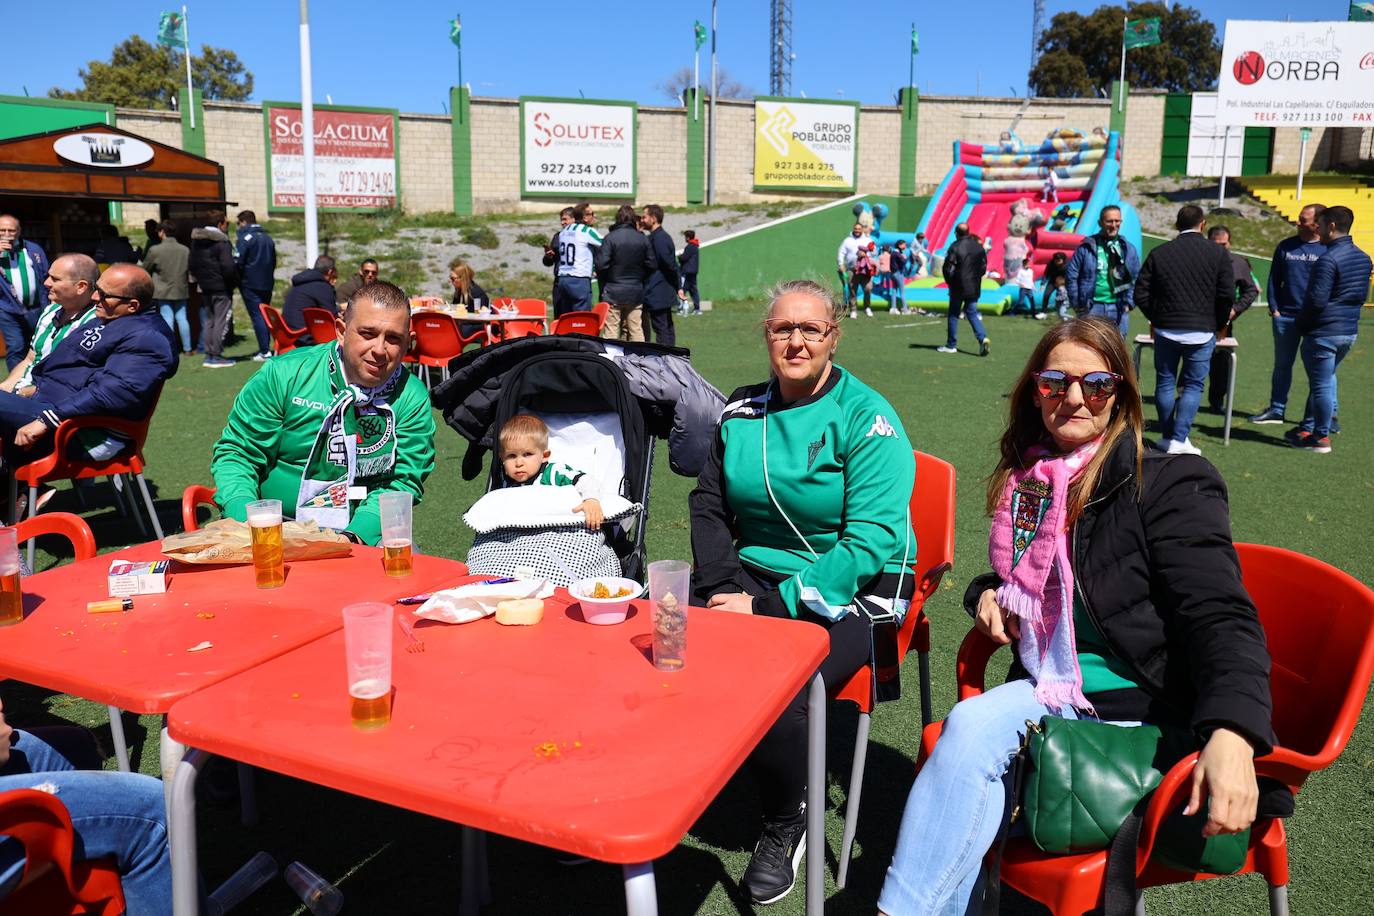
[1104,811,1143,916]
[979,724,1034,916]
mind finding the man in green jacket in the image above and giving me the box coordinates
[210,281,435,544]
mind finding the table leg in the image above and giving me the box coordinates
[1224,350,1237,445]
[806,673,826,916]
[459,826,482,916]
[622,861,657,916]
[107,705,131,772]
[161,725,186,820]
[171,748,208,916]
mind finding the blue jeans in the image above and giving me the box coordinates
[156,299,191,352]
[1299,334,1356,438]
[553,276,592,317]
[0,388,55,438]
[1014,288,1035,314]
[1266,314,1302,414]
[946,297,987,349]
[1088,299,1130,337]
[880,679,1125,915]
[0,730,171,915]
[1153,334,1216,444]
[239,287,274,354]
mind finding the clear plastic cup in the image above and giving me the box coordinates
[342,602,393,729]
[648,560,691,671]
[378,491,413,578]
[283,861,343,916]
[246,499,284,589]
[0,527,21,626]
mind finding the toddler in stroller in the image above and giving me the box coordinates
[497,414,604,529]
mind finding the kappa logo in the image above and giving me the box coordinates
[759,106,797,157]
[865,414,897,439]
[807,432,826,471]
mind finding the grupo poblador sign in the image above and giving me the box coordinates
[264,103,399,210]
[1216,20,1374,127]
[520,98,637,199]
[753,97,860,192]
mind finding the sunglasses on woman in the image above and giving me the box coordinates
[764,319,836,343]
[1033,369,1123,402]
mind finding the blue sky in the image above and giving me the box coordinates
[8,1,1357,112]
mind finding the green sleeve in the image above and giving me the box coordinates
[780,405,915,615]
[344,387,437,546]
[210,363,285,521]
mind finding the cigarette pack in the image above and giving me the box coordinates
[108,560,170,597]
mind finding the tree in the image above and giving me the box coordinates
[658,65,752,103]
[49,36,253,109]
[1029,2,1220,98]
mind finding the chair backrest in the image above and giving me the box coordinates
[258,303,302,354]
[15,513,96,561]
[0,788,125,912]
[513,298,547,319]
[411,312,465,361]
[592,301,610,324]
[550,311,602,336]
[910,451,956,597]
[1236,542,1374,772]
[494,318,545,341]
[301,307,338,343]
[181,485,218,533]
[491,297,516,310]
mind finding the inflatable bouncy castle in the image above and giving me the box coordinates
[900,128,1142,314]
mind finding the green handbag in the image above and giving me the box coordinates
[1018,715,1251,875]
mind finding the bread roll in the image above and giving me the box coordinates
[495,598,544,626]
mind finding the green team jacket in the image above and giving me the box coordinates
[689,367,916,618]
[210,345,436,545]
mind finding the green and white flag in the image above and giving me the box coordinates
[911,28,919,55]
[1351,2,1374,22]
[694,20,706,50]
[449,16,462,49]
[1124,17,1161,49]
[157,10,188,49]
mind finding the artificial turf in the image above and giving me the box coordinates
[7,298,1371,914]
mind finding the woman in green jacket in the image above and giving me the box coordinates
[689,278,916,905]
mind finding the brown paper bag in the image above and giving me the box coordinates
[161,518,352,565]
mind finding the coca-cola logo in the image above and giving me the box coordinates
[1360,52,1374,70]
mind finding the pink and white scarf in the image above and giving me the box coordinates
[987,437,1102,713]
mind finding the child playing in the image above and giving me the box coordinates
[850,242,877,318]
[889,240,910,314]
[1051,273,1071,321]
[1013,257,1039,318]
[499,414,603,529]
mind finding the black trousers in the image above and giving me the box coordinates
[681,274,700,310]
[647,308,675,348]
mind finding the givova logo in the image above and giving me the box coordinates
[1232,50,1339,85]
[759,107,796,156]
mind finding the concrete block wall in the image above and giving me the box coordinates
[1122,92,1165,181]
[636,106,687,205]
[114,108,182,225]
[469,98,521,213]
[398,113,451,214]
[203,102,269,217]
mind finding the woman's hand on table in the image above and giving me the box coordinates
[707,593,754,615]
[974,588,1020,644]
[1186,727,1258,836]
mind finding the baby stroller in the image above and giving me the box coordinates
[431,335,724,581]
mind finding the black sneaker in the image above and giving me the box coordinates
[1248,407,1285,424]
[741,805,806,905]
[1284,427,1313,447]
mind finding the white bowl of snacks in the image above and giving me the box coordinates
[570,576,644,625]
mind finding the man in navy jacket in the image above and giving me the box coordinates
[0,215,50,371]
[1290,206,1371,453]
[1250,203,1326,425]
[0,264,177,459]
[641,204,681,347]
[236,211,278,362]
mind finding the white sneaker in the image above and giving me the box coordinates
[849,309,858,320]
[936,346,958,354]
[252,351,273,362]
[865,307,874,318]
[1165,438,1202,456]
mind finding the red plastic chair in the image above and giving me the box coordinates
[411,312,470,389]
[490,298,548,342]
[592,301,610,326]
[181,484,218,532]
[833,450,956,887]
[9,390,165,568]
[259,303,307,355]
[915,542,1374,914]
[550,311,604,336]
[0,789,125,915]
[301,307,338,344]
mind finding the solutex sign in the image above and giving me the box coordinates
[1217,20,1374,126]
[521,98,636,198]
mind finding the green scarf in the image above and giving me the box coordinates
[295,346,402,530]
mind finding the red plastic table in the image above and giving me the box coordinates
[167,590,830,915]
[0,540,469,780]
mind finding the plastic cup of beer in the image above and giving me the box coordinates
[0,528,21,627]
[648,560,691,671]
[342,602,393,730]
[246,499,285,588]
[379,491,413,578]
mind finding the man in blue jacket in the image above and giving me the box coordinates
[0,264,177,461]
[236,211,278,362]
[641,204,681,347]
[1065,205,1140,337]
[1289,206,1371,454]
[1250,203,1326,425]
[0,215,50,371]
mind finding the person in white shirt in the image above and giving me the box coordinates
[1013,258,1041,318]
[553,203,602,317]
[836,222,874,318]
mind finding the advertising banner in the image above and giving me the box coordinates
[1216,20,1374,126]
[520,98,636,199]
[753,97,859,192]
[264,103,399,210]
